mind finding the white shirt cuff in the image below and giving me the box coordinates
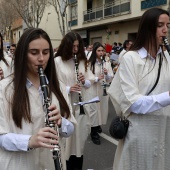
[130,91,170,114]
[0,133,31,151]
[153,91,170,107]
[66,86,71,94]
[59,117,74,137]
[83,80,91,88]
[95,77,99,82]
[105,74,111,81]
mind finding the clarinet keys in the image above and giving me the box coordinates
[100,56,110,96]
[74,54,86,115]
[162,36,170,55]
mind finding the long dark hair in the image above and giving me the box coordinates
[9,28,70,128]
[55,32,88,71]
[89,42,104,74]
[0,33,8,66]
[131,8,169,54]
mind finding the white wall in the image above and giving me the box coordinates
[39,4,63,48]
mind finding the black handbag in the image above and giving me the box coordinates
[109,116,129,139]
[109,54,162,140]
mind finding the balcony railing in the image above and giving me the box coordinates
[83,0,130,22]
[141,0,167,9]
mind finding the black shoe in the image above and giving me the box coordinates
[90,131,100,138]
[90,132,101,145]
[92,137,101,145]
[97,126,102,133]
[91,135,101,145]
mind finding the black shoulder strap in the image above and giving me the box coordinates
[147,54,162,95]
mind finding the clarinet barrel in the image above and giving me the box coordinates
[38,66,62,170]
[163,36,170,55]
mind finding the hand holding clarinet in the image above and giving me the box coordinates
[28,104,62,149]
[70,73,85,93]
[99,68,108,79]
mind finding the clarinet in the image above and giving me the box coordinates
[74,54,85,115]
[162,36,170,55]
[38,66,62,170]
[100,56,108,96]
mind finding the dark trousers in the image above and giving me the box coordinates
[66,155,83,170]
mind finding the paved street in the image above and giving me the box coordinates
[83,99,118,170]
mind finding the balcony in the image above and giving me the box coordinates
[141,0,167,9]
[83,0,130,23]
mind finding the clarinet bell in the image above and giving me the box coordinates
[102,82,108,96]
[80,105,85,115]
[103,88,108,96]
[78,95,85,115]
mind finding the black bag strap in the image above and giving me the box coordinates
[147,54,162,95]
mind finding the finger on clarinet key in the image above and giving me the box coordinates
[44,127,57,135]
[49,114,62,125]
[48,104,56,111]
[48,107,59,117]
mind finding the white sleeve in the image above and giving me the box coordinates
[105,74,112,81]
[83,80,91,88]
[0,120,74,152]
[66,86,71,94]
[59,117,74,137]
[95,77,99,82]
[130,92,170,114]
[0,133,31,151]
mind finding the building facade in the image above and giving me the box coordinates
[12,17,23,45]
[68,0,169,46]
[38,4,62,49]
[5,0,169,48]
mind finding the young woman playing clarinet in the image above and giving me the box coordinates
[54,32,95,170]
[87,42,113,145]
[108,8,170,170]
[0,28,75,170]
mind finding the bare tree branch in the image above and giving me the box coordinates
[6,0,47,28]
[0,0,17,31]
[49,0,69,36]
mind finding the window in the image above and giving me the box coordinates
[71,4,77,19]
